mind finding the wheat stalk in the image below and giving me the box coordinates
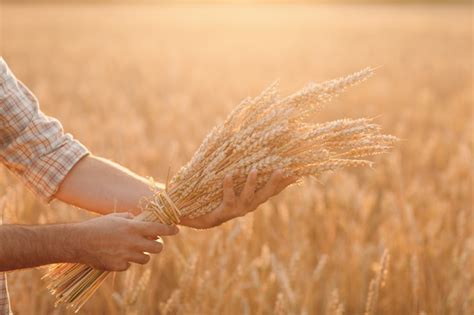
[43,67,397,312]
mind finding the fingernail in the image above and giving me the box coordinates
[173,225,180,233]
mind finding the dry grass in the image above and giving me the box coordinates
[1,4,473,315]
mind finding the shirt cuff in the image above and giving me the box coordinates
[22,138,89,203]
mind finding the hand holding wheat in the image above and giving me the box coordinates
[180,169,296,229]
[44,67,397,312]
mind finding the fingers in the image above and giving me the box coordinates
[222,173,236,209]
[192,174,238,228]
[204,170,260,226]
[240,169,258,208]
[273,175,298,195]
[133,221,179,237]
[135,238,164,254]
[176,170,298,230]
[251,170,296,207]
[253,170,284,205]
[128,252,151,265]
[113,262,131,272]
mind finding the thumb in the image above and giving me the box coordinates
[110,212,134,219]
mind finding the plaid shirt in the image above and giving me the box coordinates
[0,57,89,314]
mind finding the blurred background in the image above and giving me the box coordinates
[1,0,473,314]
[2,0,471,3]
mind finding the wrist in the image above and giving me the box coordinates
[54,223,84,264]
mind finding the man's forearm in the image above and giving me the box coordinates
[54,155,156,215]
[0,224,78,271]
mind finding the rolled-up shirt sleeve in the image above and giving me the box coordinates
[0,58,89,202]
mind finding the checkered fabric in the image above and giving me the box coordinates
[0,57,89,314]
[0,273,11,315]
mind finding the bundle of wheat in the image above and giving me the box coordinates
[44,68,397,312]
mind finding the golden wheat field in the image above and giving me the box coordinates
[0,3,473,315]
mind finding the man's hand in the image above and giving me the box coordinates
[73,213,179,271]
[179,170,297,229]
